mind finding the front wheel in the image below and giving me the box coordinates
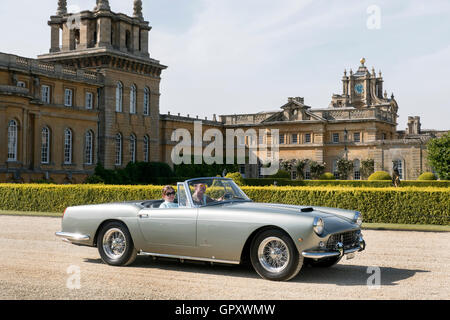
[250,229,303,281]
[97,222,137,266]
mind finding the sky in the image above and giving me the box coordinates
[0,0,449,130]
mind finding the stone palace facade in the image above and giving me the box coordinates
[0,1,447,182]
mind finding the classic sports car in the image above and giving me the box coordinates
[56,177,365,281]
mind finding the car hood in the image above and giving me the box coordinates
[223,201,357,223]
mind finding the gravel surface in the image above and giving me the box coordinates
[0,215,449,300]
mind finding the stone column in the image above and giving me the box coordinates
[0,107,6,166]
[78,19,89,50]
[50,24,61,52]
[133,25,140,55]
[97,17,112,48]
[140,28,149,57]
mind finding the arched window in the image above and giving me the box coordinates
[393,159,404,180]
[115,133,122,166]
[143,87,150,115]
[130,84,137,114]
[143,135,149,162]
[304,161,311,180]
[116,82,123,112]
[7,120,18,161]
[85,130,94,165]
[130,134,136,163]
[64,129,73,164]
[353,159,361,180]
[41,127,50,164]
[332,159,339,179]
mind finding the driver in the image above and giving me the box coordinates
[191,183,222,206]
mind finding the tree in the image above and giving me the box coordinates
[336,158,354,180]
[361,159,375,180]
[427,132,450,180]
[310,161,326,180]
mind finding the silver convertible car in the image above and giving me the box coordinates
[56,177,366,281]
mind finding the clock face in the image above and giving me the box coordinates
[355,83,364,95]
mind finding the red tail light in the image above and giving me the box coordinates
[62,208,67,219]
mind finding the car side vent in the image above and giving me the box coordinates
[301,207,314,212]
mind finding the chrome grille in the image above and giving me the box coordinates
[326,231,359,250]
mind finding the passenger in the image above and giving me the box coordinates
[159,186,178,208]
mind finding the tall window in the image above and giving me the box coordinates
[353,159,361,180]
[143,135,149,162]
[7,120,18,161]
[129,134,136,163]
[85,92,93,110]
[279,134,285,144]
[41,127,50,164]
[130,85,137,114]
[64,129,73,164]
[115,133,122,166]
[305,133,312,143]
[85,130,94,165]
[332,133,340,143]
[291,134,298,144]
[41,85,50,104]
[116,82,123,112]
[332,159,339,179]
[354,132,361,143]
[64,89,73,107]
[393,159,404,179]
[305,162,311,180]
[143,87,150,115]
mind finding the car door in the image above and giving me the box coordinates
[137,183,198,256]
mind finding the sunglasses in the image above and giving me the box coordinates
[165,192,176,196]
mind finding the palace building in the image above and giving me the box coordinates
[0,1,447,183]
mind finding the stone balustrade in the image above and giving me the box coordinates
[0,52,103,84]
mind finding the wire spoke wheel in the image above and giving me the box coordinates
[102,228,127,260]
[257,237,290,273]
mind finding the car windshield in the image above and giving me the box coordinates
[187,178,251,207]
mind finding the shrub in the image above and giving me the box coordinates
[361,159,375,180]
[418,172,437,181]
[310,161,326,180]
[269,170,291,179]
[0,184,447,225]
[368,171,391,181]
[225,172,245,186]
[319,172,335,180]
[337,158,354,180]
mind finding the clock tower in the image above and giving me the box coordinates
[330,58,398,117]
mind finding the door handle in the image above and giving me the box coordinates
[139,213,149,218]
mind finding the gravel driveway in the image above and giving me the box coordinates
[0,215,449,300]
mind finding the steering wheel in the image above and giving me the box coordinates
[223,192,234,200]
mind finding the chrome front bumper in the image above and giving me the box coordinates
[302,236,366,260]
[55,232,90,243]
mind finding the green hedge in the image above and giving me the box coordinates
[244,178,450,188]
[241,186,449,225]
[0,184,448,225]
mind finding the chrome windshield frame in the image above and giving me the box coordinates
[182,177,251,208]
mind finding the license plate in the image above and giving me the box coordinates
[346,252,355,260]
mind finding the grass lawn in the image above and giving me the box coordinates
[0,209,449,232]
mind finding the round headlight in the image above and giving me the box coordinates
[313,217,324,235]
[354,212,363,226]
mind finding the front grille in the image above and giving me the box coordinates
[326,231,359,250]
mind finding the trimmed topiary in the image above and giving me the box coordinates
[225,172,245,186]
[368,171,391,181]
[319,172,335,180]
[418,172,437,181]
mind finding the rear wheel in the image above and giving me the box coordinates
[250,229,303,281]
[97,222,137,266]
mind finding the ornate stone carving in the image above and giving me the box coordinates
[57,0,67,15]
[133,0,143,20]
